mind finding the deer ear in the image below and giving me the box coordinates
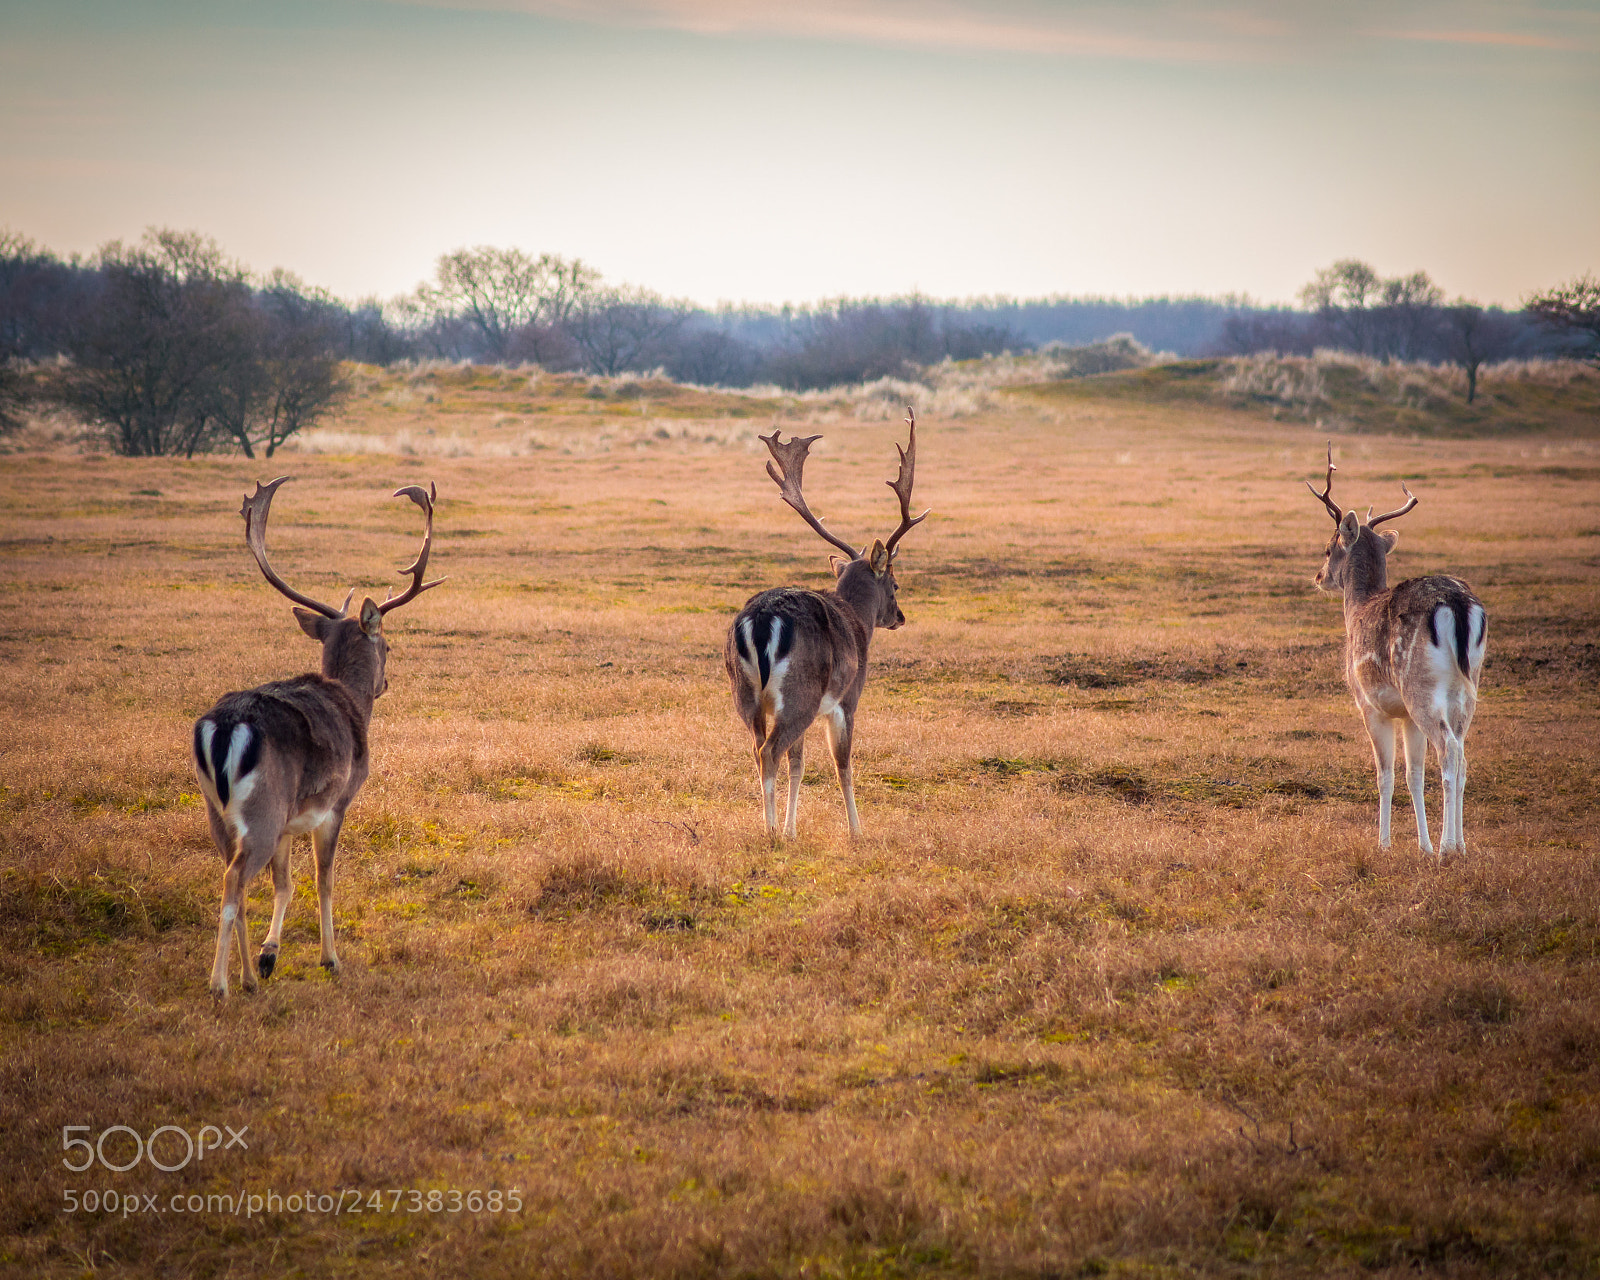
[868,540,889,575]
[293,608,328,641]
[358,598,383,636]
[1378,529,1399,554]
[829,554,850,578]
[1338,511,1360,548]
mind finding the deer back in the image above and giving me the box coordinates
[727,586,871,709]
[1344,574,1486,715]
[193,675,369,825]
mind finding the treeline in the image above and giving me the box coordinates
[3,229,1596,453]
[0,229,394,453]
[1214,260,1598,402]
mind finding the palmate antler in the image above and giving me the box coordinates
[759,408,930,562]
[242,477,351,619]
[1306,442,1341,525]
[760,429,862,560]
[379,482,445,613]
[885,406,929,559]
[241,477,444,617]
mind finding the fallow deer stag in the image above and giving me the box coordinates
[725,407,929,838]
[192,477,443,997]
[1307,447,1486,857]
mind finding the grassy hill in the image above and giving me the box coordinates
[1017,353,1600,439]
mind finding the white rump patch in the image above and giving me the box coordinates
[194,720,221,810]
[223,723,258,809]
[736,618,761,685]
[1426,610,1460,671]
[738,616,793,714]
[1467,604,1487,665]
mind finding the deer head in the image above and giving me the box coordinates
[1306,443,1417,597]
[241,477,444,699]
[759,407,929,629]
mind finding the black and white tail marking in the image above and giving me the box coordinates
[1428,592,1485,678]
[193,718,260,809]
[735,612,793,689]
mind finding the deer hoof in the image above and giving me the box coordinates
[321,957,341,975]
[257,950,277,980]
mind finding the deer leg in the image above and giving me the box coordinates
[753,738,780,836]
[209,859,245,999]
[258,831,294,980]
[210,828,275,997]
[232,895,255,993]
[784,738,805,839]
[1399,718,1434,857]
[822,706,862,838]
[757,715,808,841]
[311,816,344,973]
[1362,709,1396,849]
[210,819,282,997]
[1439,732,1466,855]
[748,698,783,837]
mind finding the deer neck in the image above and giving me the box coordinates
[1340,534,1391,616]
[832,568,885,643]
[319,629,382,723]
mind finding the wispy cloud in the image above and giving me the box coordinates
[1380,27,1577,49]
[393,0,1249,62]
[382,0,1598,62]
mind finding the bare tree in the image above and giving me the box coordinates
[663,328,762,387]
[411,247,598,363]
[569,285,691,375]
[1524,274,1600,364]
[1438,303,1519,403]
[1301,259,1381,353]
[1,229,73,360]
[52,229,253,456]
[1300,259,1382,312]
[1301,260,1449,359]
[209,274,348,458]
[1378,270,1445,361]
[1299,260,1445,360]
[50,232,347,457]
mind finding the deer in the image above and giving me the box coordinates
[725,407,929,839]
[192,477,443,997]
[1307,447,1486,858]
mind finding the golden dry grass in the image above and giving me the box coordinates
[1,377,1598,1278]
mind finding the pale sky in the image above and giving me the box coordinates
[2,0,1596,308]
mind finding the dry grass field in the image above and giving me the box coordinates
[2,364,1598,1278]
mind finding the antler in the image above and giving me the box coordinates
[1367,483,1419,528]
[241,477,350,619]
[759,429,861,560]
[377,482,446,614]
[1305,442,1341,524]
[884,405,930,558]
